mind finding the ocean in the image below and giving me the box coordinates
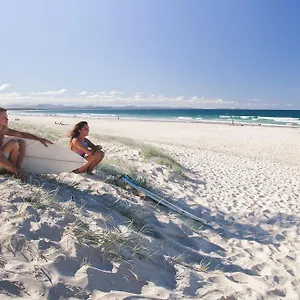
[9,108,300,127]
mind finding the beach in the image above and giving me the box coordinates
[1,115,300,299]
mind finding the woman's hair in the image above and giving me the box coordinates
[68,121,88,145]
[0,107,7,112]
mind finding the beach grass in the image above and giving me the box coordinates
[12,182,151,264]
[67,219,149,261]
[172,253,211,272]
[139,144,183,174]
[108,200,150,233]
[9,122,64,142]
[97,157,134,176]
[97,157,150,189]
[96,134,183,173]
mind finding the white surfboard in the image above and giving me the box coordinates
[121,175,206,223]
[3,136,86,174]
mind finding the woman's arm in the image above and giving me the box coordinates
[86,139,102,153]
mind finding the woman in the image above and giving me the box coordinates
[68,121,104,174]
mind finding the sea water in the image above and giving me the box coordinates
[8,108,300,127]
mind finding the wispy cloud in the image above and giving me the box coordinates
[247,98,262,103]
[76,91,238,108]
[29,88,67,96]
[1,87,67,107]
[0,84,11,91]
[0,92,31,106]
[2,87,292,109]
[77,91,87,96]
[82,90,123,99]
[1,92,21,97]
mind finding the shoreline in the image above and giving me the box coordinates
[9,113,300,129]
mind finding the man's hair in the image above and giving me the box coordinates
[0,107,7,112]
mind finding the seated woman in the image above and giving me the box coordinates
[68,121,105,174]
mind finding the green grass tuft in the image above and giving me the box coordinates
[140,145,183,173]
[66,219,148,261]
[9,122,64,142]
[95,134,183,173]
[109,201,150,233]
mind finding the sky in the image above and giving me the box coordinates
[0,0,299,109]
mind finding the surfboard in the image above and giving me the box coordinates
[3,136,86,174]
[121,175,205,223]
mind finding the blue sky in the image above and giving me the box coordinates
[0,0,299,108]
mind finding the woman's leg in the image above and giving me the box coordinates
[76,152,104,173]
[87,151,105,173]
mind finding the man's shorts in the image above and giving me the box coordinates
[2,152,9,160]
[0,152,10,172]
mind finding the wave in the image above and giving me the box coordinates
[256,117,300,124]
[218,115,300,125]
[175,117,194,120]
[219,115,253,120]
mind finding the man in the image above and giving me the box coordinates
[0,107,52,175]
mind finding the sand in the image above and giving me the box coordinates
[0,115,300,299]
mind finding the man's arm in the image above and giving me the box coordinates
[6,128,52,147]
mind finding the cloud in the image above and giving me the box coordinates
[188,96,236,106]
[109,91,123,96]
[74,91,238,108]
[247,98,262,103]
[1,92,20,97]
[77,91,87,96]
[86,94,101,99]
[0,84,11,91]
[3,87,294,109]
[261,103,279,107]
[29,89,67,96]
[0,92,31,106]
[81,91,123,100]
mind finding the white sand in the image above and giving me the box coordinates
[1,115,300,299]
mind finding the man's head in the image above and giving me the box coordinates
[0,107,8,127]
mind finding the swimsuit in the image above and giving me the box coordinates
[74,138,88,157]
[0,151,9,171]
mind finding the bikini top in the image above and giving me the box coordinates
[74,138,88,157]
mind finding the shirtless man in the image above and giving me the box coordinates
[0,107,52,175]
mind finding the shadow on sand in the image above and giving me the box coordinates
[2,172,297,298]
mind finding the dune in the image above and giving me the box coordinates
[0,115,299,299]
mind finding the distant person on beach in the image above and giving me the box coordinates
[68,121,105,174]
[0,107,52,176]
